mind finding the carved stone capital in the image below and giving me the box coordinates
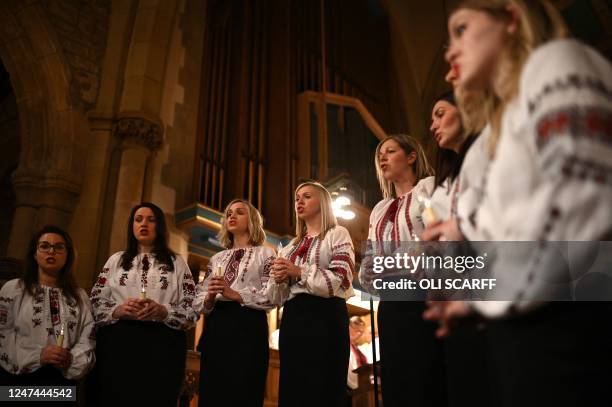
[113,116,163,151]
[11,168,82,213]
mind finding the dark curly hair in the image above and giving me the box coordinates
[119,202,176,271]
[23,225,81,307]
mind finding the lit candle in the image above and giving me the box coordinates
[277,242,283,258]
[417,193,438,226]
[56,324,65,347]
[214,265,223,278]
[140,282,147,299]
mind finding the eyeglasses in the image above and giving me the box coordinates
[37,242,67,253]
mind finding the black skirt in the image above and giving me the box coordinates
[444,322,497,407]
[91,320,186,407]
[377,301,447,407]
[198,301,269,407]
[486,302,612,407]
[0,365,75,406]
[279,294,349,407]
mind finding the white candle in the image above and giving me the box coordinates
[56,324,65,347]
[277,242,283,258]
[140,283,147,299]
[214,265,223,278]
[417,192,438,226]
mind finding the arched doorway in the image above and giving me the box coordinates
[0,60,19,258]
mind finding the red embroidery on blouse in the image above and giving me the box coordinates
[224,249,245,286]
[404,193,414,238]
[376,198,400,242]
[290,237,314,263]
[49,289,61,327]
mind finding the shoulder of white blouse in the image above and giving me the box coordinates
[370,198,393,219]
[521,39,612,99]
[0,278,24,297]
[414,176,435,198]
[172,254,190,271]
[326,225,352,245]
[255,245,275,258]
[105,251,124,268]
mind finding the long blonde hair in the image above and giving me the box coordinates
[452,0,568,156]
[374,134,434,199]
[217,199,266,249]
[293,181,337,243]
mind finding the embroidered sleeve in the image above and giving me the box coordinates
[0,280,45,374]
[194,262,215,315]
[90,254,120,327]
[163,257,199,330]
[472,41,612,318]
[0,280,23,374]
[236,249,275,310]
[301,227,355,298]
[65,291,96,380]
[524,40,612,242]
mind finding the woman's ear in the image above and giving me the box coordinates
[406,151,417,166]
[505,4,520,35]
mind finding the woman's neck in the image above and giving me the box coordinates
[305,217,321,237]
[38,269,58,287]
[393,172,417,196]
[232,233,250,249]
[138,244,153,254]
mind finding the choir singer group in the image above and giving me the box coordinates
[1,1,611,406]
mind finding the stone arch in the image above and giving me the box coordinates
[0,1,88,257]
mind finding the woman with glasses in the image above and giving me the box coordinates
[0,225,95,401]
[90,202,198,407]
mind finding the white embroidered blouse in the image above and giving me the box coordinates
[358,177,435,292]
[90,252,198,330]
[0,279,95,379]
[194,245,276,314]
[469,39,612,317]
[265,225,355,304]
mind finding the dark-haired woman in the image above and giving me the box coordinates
[428,90,494,407]
[0,225,95,405]
[90,202,198,407]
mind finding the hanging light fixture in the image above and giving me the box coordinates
[331,187,356,221]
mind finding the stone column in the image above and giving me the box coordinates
[6,169,81,259]
[107,115,163,254]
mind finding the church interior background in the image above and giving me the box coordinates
[1,0,610,405]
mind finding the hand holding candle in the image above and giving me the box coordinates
[417,192,438,227]
[140,282,147,299]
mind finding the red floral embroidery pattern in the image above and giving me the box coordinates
[536,106,612,150]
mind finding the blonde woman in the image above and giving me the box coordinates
[424,1,612,405]
[267,181,355,406]
[358,135,444,407]
[194,199,275,407]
